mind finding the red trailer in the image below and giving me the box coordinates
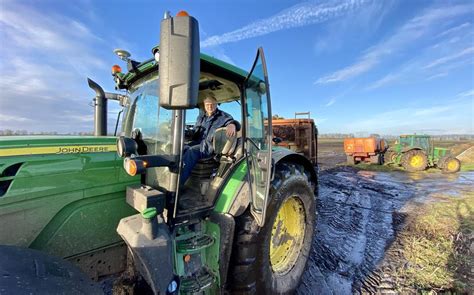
[271,112,318,165]
[344,137,388,165]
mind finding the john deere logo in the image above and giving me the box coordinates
[56,146,109,154]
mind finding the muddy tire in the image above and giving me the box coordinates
[401,150,428,171]
[228,163,316,294]
[383,151,397,164]
[442,157,461,173]
[346,155,355,165]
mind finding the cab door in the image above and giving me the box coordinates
[244,48,272,226]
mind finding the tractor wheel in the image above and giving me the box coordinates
[228,163,315,294]
[442,157,461,173]
[346,155,355,165]
[383,151,397,164]
[401,150,428,172]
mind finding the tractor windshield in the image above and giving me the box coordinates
[122,72,172,153]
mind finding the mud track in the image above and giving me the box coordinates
[298,166,473,294]
[298,167,413,294]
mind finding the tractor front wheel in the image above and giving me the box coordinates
[228,162,315,294]
[442,157,461,173]
[401,150,428,171]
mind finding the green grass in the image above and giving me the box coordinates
[460,162,474,172]
[396,195,473,292]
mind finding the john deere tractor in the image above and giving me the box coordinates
[0,11,316,294]
[384,134,461,173]
[112,12,317,294]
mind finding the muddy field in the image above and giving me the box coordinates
[297,139,474,294]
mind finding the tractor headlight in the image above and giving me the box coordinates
[117,136,138,157]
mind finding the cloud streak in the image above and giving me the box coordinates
[345,98,473,135]
[315,3,474,84]
[325,98,336,107]
[201,0,370,48]
[423,46,474,69]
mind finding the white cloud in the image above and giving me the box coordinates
[365,72,400,90]
[0,2,117,133]
[344,99,473,135]
[458,89,474,97]
[316,3,474,84]
[437,22,471,38]
[325,98,336,107]
[201,0,371,48]
[0,114,32,122]
[423,46,474,69]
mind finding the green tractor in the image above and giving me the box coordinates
[0,11,317,294]
[384,134,461,173]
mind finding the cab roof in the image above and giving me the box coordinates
[116,52,248,90]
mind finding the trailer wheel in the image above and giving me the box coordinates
[442,157,461,173]
[228,162,315,294]
[346,155,355,165]
[401,150,428,171]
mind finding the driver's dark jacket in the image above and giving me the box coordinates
[191,109,240,155]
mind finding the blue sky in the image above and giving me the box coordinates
[0,0,473,135]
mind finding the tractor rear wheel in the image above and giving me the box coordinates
[228,162,315,294]
[383,151,397,164]
[442,157,461,173]
[401,150,428,171]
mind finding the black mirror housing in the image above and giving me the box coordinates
[159,14,200,109]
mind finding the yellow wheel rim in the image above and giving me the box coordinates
[410,154,424,168]
[269,196,305,275]
[447,160,458,171]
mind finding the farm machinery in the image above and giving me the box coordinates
[0,11,318,294]
[384,134,461,173]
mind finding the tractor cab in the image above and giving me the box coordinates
[398,135,432,152]
[115,49,271,222]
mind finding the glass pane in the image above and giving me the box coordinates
[245,52,271,214]
[246,59,270,149]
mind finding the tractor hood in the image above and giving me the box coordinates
[0,136,117,157]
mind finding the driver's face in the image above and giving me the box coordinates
[204,100,217,116]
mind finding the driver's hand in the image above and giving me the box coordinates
[226,124,236,137]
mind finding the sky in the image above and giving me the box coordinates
[0,0,473,135]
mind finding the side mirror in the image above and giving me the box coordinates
[159,12,200,109]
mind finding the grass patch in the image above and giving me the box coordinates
[346,163,401,172]
[396,196,473,292]
[460,162,474,172]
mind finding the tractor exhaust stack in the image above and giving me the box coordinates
[87,78,107,136]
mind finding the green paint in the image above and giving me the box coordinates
[142,207,157,219]
[214,161,248,213]
[0,136,140,258]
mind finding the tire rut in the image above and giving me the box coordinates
[298,167,415,294]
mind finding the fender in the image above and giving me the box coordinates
[271,147,317,186]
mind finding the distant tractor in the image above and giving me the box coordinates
[384,134,461,173]
[272,112,318,165]
[344,137,388,165]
